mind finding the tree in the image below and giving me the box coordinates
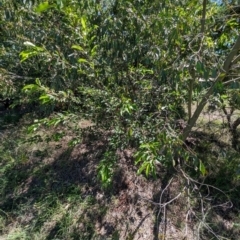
[1,0,240,177]
[2,1,240,239]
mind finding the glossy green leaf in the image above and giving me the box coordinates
[199,160,206,176]
[78,58,89,64]
[35,2,51,13]
[39,94,52,104]
[81,16,87,30]
[71,45,84,51]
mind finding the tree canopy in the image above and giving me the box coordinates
[1,0,240,239]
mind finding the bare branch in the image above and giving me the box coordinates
[223,75,240,85]
[200,0,207,34]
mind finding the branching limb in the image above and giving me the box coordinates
[182,35,240,141]
[139,163,233,239]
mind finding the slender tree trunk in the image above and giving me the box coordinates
[187,0,207,121]
[231,117,240,150]
[188,78,193,120]
[182,35,240,141]
[200,0,207,34]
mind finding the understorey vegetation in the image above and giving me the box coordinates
[1,0,240,239]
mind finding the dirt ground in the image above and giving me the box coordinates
[1,112,240,239]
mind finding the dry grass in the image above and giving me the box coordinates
[0,110,240,240]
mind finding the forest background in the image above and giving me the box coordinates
[1,0,240,239]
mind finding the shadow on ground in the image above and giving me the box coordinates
[1,119,240,239]
[0,129,114,239]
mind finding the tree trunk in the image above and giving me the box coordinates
[231,117,240,150]
[182,35,240,141]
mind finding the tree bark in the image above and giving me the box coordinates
[182,35,240,141]
[231,117,240,150]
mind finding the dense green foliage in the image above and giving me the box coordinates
[1,0,240,238]
[1,0,240,178]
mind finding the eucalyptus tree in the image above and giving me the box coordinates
[1,0,240,178]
